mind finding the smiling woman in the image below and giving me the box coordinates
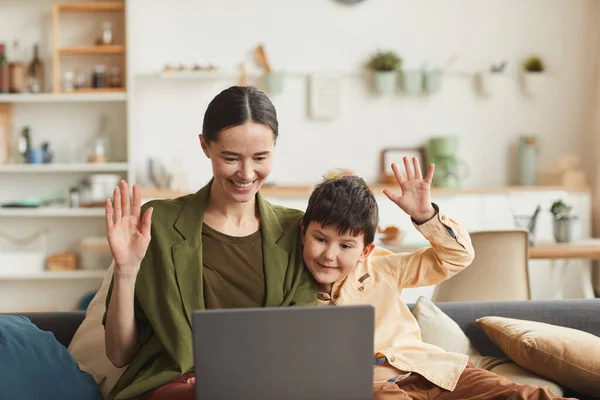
[102,86,317,400]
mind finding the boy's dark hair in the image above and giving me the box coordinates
[302,176,379,246]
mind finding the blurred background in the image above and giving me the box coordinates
[1,0,600,311]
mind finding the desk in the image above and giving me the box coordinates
[530,240,600,299]
[530,241,600,259]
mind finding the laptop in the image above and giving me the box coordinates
[192,305,374,400]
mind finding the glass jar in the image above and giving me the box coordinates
[62,71,74,92]
[101,21,113,45]
[108,67,122,88]
[74,71,88,89]
[92,65,106,88]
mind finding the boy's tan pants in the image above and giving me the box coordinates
[373,364,575,400]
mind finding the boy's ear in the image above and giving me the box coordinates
[359,243,375,262]
[300,220,305,245]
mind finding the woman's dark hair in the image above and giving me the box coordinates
[202,86,278,143]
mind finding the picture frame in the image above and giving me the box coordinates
[379,147,426,184]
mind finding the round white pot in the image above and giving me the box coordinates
[265,72,285,95]
[553,217,581,243]
[474,72,507,97]
[373,71,397,96]
[521,72,547,96]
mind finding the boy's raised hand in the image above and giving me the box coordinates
[383,157,436,224]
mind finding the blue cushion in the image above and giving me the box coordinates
[0,315,101,400]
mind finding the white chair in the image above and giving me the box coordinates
[432,230,531,302]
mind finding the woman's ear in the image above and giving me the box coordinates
[199,134,210,158]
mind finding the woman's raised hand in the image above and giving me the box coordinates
[105,181,153,277]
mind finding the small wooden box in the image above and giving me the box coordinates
[47,251,77,271]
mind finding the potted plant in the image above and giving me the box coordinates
[521,55,546,95]
[367,51,401,95]
[550,199,581,243]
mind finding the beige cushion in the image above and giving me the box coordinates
[412,297,563,396]
[412,296,481,359]
[68,262,125,398]
[478,316,600,397]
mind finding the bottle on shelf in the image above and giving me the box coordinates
[27,43,44,93]
[17,126,31,163]
[88,114,111,163]
[9,40,26,94]
[0,43,9,94]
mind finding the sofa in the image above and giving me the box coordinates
[14,298,600,400]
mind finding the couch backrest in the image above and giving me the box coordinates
[424,298,600,358]
[7,298,600,356]
[8,312,86,348]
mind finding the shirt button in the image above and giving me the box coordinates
[318,293,329,300]
[333,294,339,299]
[358,286,365,291]
[390,356,395,362]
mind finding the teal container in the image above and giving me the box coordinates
[401,70,424,94]
[428,136,458,158]
[424,69,443,94]
[517,135,539,186]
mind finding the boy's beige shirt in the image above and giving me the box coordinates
[317,210,475,392]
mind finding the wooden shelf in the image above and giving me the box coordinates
[59,88,125,94]
[58,2,124,12]
[0,270,106,280]
[141,185,591,200]
[0,92,126,103]
[0,207,105,218]
[0,162,128,173]
[59,45,125,55]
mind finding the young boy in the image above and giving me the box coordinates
[300,158,571,400]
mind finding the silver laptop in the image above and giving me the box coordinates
[192,305,374,400]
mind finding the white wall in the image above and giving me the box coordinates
[128,0,599,189]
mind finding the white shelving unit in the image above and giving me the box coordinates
[0,0,132,312]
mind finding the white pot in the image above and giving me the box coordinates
[521,72,547,96]
[474,72,507,97]
[553,217,581,243]
[264,72,285,95]
[373,71,397,96]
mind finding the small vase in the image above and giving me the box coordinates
[517,135,539,186]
